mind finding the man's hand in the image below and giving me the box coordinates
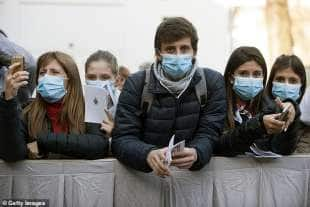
[147,148,170,177]
[171,147,197,169]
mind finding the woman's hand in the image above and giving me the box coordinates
[100,109,114,137]
[263,114,285,134]
[4,63,29,100]
[275,98,296,131]
[27,141,42,159]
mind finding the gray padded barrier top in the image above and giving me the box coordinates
[1,156,310,207]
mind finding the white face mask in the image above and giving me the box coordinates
[86,80,112,89]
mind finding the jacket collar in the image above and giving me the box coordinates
[148,65,202,94]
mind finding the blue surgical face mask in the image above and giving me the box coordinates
[272,82,301,101]
[37,75,66,103]
[86,80,112,89]
[233,76,264,101]
[161,54,193,80]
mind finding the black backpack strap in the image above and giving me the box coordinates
[140,68,153,114]
[195,68,207,108]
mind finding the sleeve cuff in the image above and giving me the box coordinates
[0,97,18,117]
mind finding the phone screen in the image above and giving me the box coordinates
[278,110,289,121]
[277,105,290,121]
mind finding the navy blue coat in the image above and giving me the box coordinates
[112,68,227,172]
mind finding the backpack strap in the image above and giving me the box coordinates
[140,68,154,114]
[141,67,207,114]
[195,68,207,108]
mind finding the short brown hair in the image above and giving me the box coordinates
[118,66,130,79]
[85,50,118,76]
[154,17,198,54]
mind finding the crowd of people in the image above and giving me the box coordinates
[0,17,309,177]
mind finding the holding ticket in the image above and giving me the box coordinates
[164,135,185,166]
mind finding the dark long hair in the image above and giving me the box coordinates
[265,54,307,104]
[224,46,267,128]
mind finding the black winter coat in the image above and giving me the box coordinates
[215,94,301,156]
[111,68,227,172]
[0,98,109,161]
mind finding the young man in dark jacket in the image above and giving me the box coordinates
[112,17,226,176]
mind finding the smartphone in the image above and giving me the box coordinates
[11,55,25,74]
[277,105,290,121]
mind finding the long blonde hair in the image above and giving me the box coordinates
[23,51,85,140]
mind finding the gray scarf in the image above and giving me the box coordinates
[153,62,197,98]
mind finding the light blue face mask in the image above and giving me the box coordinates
[233,76,264,101]
[37,75,66,103]
[161,54,193,80]
[86,80,112,89]
[272,82,301,101]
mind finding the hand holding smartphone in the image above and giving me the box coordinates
[3,55,28,100]
[276,105,290,121]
